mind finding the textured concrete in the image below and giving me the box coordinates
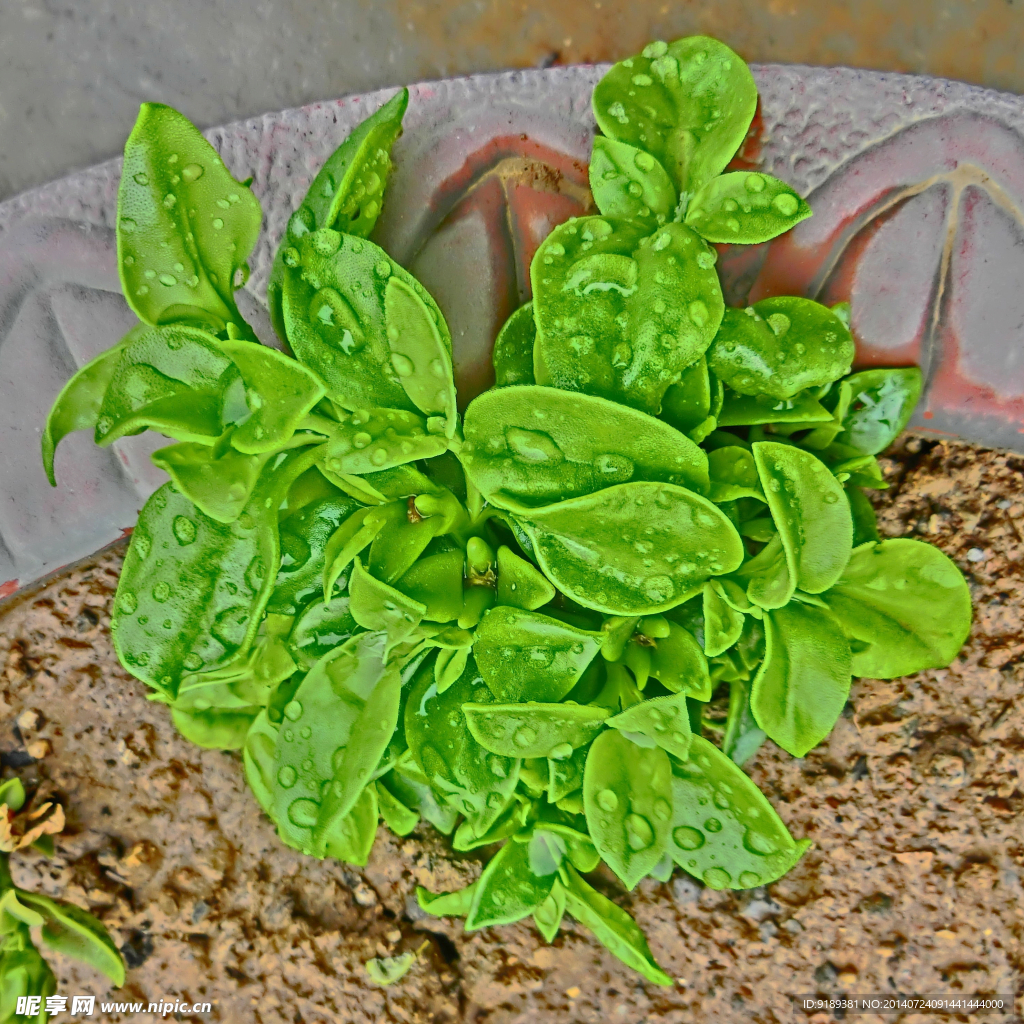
[6,0,1024,203]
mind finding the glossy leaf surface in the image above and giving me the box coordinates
[473,606,604,702]
[707,300,854,400]
[834,368,923,456]
[492,303,537,388]
[592,36,756,195]
[589,137,677,229]
[824,539,972,679]
[685,171,811,244]
[462,385,709,509]
[118,103,260,331]
[607,689,692,759]
[753,442,853,594]
[668,736,810,888]
[583,729,673,888]
[751,601,852,757]
[532,218,723,415]
[463,702,608,758]
[517,481,744,616]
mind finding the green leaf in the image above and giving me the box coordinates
[396,550,466,622]
[588,137,677,229]
[315,406,446,476]
[516,481,744,616]
[17,891,125,986]
[321,784,379,866]
[462,702,609,758]
[707,300,854,400]
[548,744,589,803]
[750,602,851,756]
[322,504,389,598]
[404,655,520,838]
[95,323,237,447]
[473,606,605,702]
[373,778,419,836]
[151,442,274,524]
[0,780,25,814]
[0,929,57,1021]
[561,864,672,986]
[493,303,537,388]
[242,709,280,815]
[268,89,408,339]
[846,486,880,548]
[415,880,478,918]
[823,539,971,679]
[685,171,811,243]
[271,496,363,615]
[386,763,460,835]
[607,690,692,759]
[716,388,834,427]
[266,632,398,856]
[735,533,793,611]
[649,622,711,698]
[348,557,426,652]
[384,276,458,438]
[495,545,556,611]
[461,385,710,510]
[668,735,810,888]
[540,823,600,873]
[219,340,327,453]
[366,947,421,987]
[171,625,295,748]
[659,356,711,436]
[753,442,853,594]
[583,729,673,888]
[533,879,566,943]
[42,343,126,485]
[113,451,316,694]
[592,36,756,195]
[707,445,764,502]
[465,839,556,930]
[287,595,360,669]
[702,580,745,657]
[283,230,451,413]
[834,368,923,455]
[118,102,261,332]
[531,218,724,415]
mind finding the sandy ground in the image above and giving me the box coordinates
[0,433,1020,1023]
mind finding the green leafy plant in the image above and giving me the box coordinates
[0,780,124,1021]
[42,38,971,988]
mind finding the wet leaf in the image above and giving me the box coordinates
[685,171,811,244]
[589,136,677,229]
[516,481,744,616]
[667,735,810,889]
[462,702,609,758]
[532,218,723,415]
[461,384,710,510]
[823,539,972,679]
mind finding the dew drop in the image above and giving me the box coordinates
[744,173,765,193]
[371,448,389,466]
[277,765,298,789]
[703,867,731,889]
[772,192,799,216]
[152,581,170,603]
[596,789,619,812]
[375,260,392,278]
[119,592,138,615]
[172,516,197,546]
[514,727,537,747]
[738,871,761,887]
[212,218,225,230]
[688,300,709,327]
[159,273,177,287]
[743,829,778,856]
[643,575,674,603]
[672,826,705,850]
[548,742,573,761]
[283,700,304,722]
[625,813,654,851]
[704,817,723,833]
[653,797,672,822]
[391,353,414,377]
[288,797,320,828]
[488,755,508,778]
[183,653,203,671]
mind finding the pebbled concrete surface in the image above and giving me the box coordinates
[5,0,1024,203]
[0,433,1020,1020]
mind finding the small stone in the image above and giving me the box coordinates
[25,739,51,759]
[16,709,41,733]
[353,882,377,906]
[967,547,986,562]
[565,987,581,999]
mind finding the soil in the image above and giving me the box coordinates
[0,434,1021,1024]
